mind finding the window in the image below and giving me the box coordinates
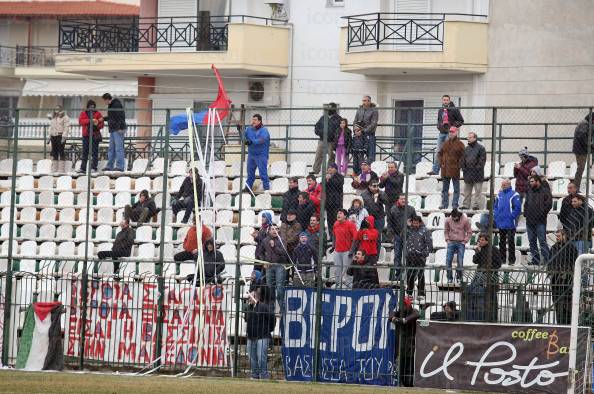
[327,0,344,6]
[123,98,135,120]
[62,96,82,119]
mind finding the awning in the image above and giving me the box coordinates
[21,79,138,97]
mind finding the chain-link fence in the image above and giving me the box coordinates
[0,105,592,390]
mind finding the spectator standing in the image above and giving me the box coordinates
[253,212,273,270]
[101,93,127,172]
[334,118,352,175]
[305,174,322,216]
[312,103,341,174]
[524,176,552,265]
[493,179,522,265]
[325,163,344,238]
[461,131,486,210]
[245,286,275,380]
[78,100,103,173]
[389,296,419,387]
[559,182,579,229]
[279,210,301,257]
[280,177,300,223]
[548,229,578,325]
[438,128,465,209]
[562,195,594,255]
[48,105,70,173]
[263,225,289,307]
[332,209,357,288]
[572,114,594,191]
[171,169,203,224]
[389,194,417,280]
[305,215,321,252]
[361,180,389,248]
[244,114,271,192]
[97,218,135,272]
[469,233,501,322]
[429,95,464,175]
[347,198,369,230]
[444,209,472,283]
[349,250,379,289]
[351,161,378,192]
[124,189,157,225]
[350,124,368,175]
[513,147,538,200]
[404,216,432,299]
[292,232,318,286]
[379,161,404,205]
[354,216,379,265]
[354,95,379,162]
[295,192,315,233]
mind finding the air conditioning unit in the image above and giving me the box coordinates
[247,79,281,107]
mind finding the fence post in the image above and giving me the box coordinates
[584,108,593,249]
[497,124,502,171]
[43,124,47,159]
[78,107,95,369]
[312,105,329,382]
[1,109,19,366]
[153,109,170,368]
[543,123,548,172]
[376,13,381,50]
[284,125,289,163]
[486,107,498,322]
[231,127,246,377]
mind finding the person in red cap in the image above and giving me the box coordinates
[390,296,420,387]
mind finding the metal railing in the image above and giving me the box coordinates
[58,15,286,53]
[342,13,488,51]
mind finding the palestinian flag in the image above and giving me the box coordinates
[16,302,64,370]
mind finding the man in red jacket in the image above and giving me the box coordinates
[305,174,322,215]
[332,209,357,288]
[174,217,213,261]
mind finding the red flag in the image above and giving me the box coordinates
[203,64,232,125]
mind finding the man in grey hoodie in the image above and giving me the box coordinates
[354,95,379,162]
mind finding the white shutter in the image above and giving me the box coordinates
[158,0,197,18]
[157,0,198,52]
[392,0,433,51]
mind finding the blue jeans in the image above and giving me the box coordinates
[393,233,403,278]
[441,177,460,208]
[247,338,270,379]
[246,154,270,190]
[446,241,465,281]
[106,130,126,170]
[367,134,376,162]
[573,240,590,255]
[527,223,549,265]
[266,264,286,307]
[431,133,448,173]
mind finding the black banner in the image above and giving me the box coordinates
[414,321,590,393]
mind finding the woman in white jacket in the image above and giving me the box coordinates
[48,105,70,173]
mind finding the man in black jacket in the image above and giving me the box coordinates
[312,103,341,174]
[171,169,203,223]
[429,95,464,175]
[461,131,486,210]
[185,238,225,285]
[361,180,389,247]
[572,114,594,191]
[244,286,275,379]
[296,192,315,232]
[561,195,594,255]
[280,177,300,223]
[101,93,127,172]
[524,176,552,265]
[124,189,157,225]
[548,229,578,324]
[379,161,404,204]
[389,194,417,279]
[325,163,344,240]
[97,218,135,272]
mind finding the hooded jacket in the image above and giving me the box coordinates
[112,226,135,257]
[355,216,379,256]
[444,214,472,243]
[202,239,225,280]
[405,224,432,259]
[462,140,487,183]
[49,114,70,138]
[296,200,315,231]
[437,102,464,133]
[524,183,553,226]
[245,301,275,340]
[175,173,203,200]
[493,187,522,230]
[314,112,341,142]
[361,189,389,221]
[388,203,416,236]
[347,201,369,230]
[473,244,502,270]
[307,183,322,215]
[78,110,104,138]
[513,155,538,193]
[292,241,318,273]
[245,125,270,156]
[379,170,404,203]
[354,103,378,135]
[438,136,465,179]
[572,117,594,155]
[131,197,157,218]
[280,186,300,222]
[105,98,127,131]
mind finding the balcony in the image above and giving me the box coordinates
[54,16,290,77]
[339,13,488,75]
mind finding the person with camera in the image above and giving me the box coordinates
[78,100,103,173]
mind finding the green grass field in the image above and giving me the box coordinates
[0,370,446,393]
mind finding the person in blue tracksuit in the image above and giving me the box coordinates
[493,178,522,265]
[244,114,271,191]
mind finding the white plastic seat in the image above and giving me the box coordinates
[151,176,165,192]
[38,241,56,257]
[38,191,54,206]
[502,162,515,178]
[424,194,441,211]
[212,160,227,177]
[408,195,423,210]
[430,249,447,267]
[93,176,111,191]
[17,159,33,175]
[136,225,153,242]
[289,161,307,177]
[75,176,89,190]
[238,244,255,260]
[38,224,56,240]
[546,214,559,232]
[0,207,10,222]
[57,192,74,207]
[78,208,93,224]
[17,175,34,190]
[483,161,500,177]
[94,225,113,242]
[415,161,433,176]
[19,207,37,222]
[0,191,13,206]
[199,209,215,226]
[432,230,447,249]
[58,241,76,258]
[546,161,566,178]
[36,159,53,175]
[39,208,56,223]
[271,178,288,194]
[426,212,446,230]
[114,192,131,208]
[59,208,75,223]
[254,193,272,210]
[77,242,94,258]
[37,175,54,191]
[137,243,156,269]
[134,177,152,193]
[148,157,164,175]
[551,178,570,196]
[76,192,91,207]
[213,177,229,193]
[96,192,113,208]
[56,175,72,191]
[234,193,252,209]
[371,161,388,175]
[75,225,91,241]
[156,209,173,225]
[0,158,12,175]
[216,210,234,226]
[153,193,170,208]
[215,194,233,209]
[56,224,73,240]
[115,177,132,192]
[170,161,188,177]
[20,223,37,239]
[18,191,35,206]
[270,161,288,177]
[130,158,148,174]
[96,207,114,224]
[240,210,257,227]
[216,226,235,244]
[0,223,16,240]
[155,226,173,242]
[170,176,185,193]
[239,227,255,245]
[17,240,37,258]
[343,194,357,209]
[415,178,438,194]
[230,178,241,193]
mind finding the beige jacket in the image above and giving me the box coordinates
[49,115,70,138]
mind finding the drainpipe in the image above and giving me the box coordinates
[287,22,294,161]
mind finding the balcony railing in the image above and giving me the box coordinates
[342,13,487,51]
[0,45,57,67]
[58,15,285,53]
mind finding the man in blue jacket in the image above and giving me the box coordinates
[493,178,521,265]
[244,114,270,191]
